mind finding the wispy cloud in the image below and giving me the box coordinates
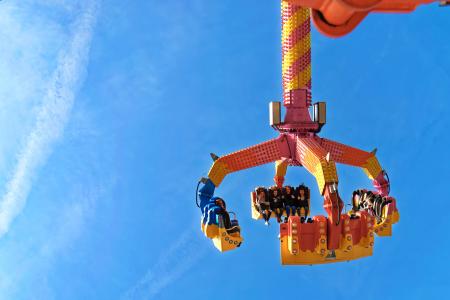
[0,0,100,237]
[121,228,207,300]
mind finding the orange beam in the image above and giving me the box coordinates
[284,0,439,37]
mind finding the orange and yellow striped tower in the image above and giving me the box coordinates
[281,1,312,107]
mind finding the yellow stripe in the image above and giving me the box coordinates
[281,7,310,43]
[281,12,310,44]
[282,32,311,76]
[281,4,312,92]
[286,63,311,90]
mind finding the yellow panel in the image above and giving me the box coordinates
[311,158,338,194]
[374,203,400,237]
[280,235,374,265]
[204,224,219,239]
[297,138,339,194]
[321,159,339,182]
[207,160,230,187]
[275,160,289,178]
[212,228,243,252]
[362,156,383,180]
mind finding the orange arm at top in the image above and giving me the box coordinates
[284,0,441,37]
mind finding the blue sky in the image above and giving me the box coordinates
[0,0,449,299]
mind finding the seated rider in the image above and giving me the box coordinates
[353,189,375,211]
[282,185,296,222]
[351,189,392,223]
[215,198,240,234]
[255,187,272,226]
[296,184,310,222]
[269,186,284,223]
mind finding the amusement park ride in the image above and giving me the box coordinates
[196,0,448,265]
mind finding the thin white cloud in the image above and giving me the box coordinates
[0,0,100,237]
[121,228,207,300]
